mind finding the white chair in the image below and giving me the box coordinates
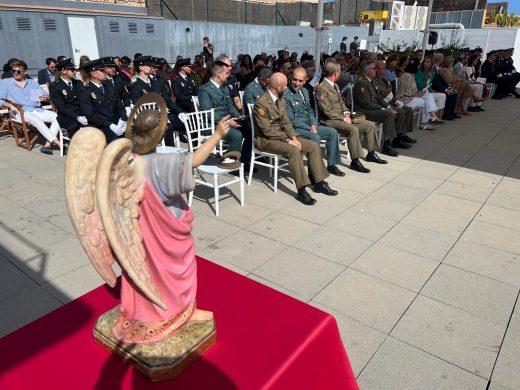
[191,96,200,111]
[247,103,290,192]
[182,109,244,217]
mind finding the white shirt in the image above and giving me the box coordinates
[268,89,278,103]
[210,78,221,89]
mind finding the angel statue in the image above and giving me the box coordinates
[64,93,230,380]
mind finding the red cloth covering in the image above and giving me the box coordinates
[0,258,359,390]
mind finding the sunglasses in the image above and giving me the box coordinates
[12,69,24,74]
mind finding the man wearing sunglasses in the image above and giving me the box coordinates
[0,60,63,155]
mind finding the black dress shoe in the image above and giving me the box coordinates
[381,145,399,157]
[399,135,417,144]
[477,106,485,112]
[467,106,479,112]
[350,159,370,173]
[296,189,316,205]
[366,152,388,164]
[442,114,455,120]
[453,114,462,119]
[391,139,412,149]
[40,146,53,155]
[327,165,345,177]
[314,181,338,196]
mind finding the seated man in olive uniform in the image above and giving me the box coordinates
[243,67,272,107]
[128,55,186,146]
[284,67,344,177]
[354,60,413,154]
[78,59,127,143]
[171,58,198,113]
[49,58,87,141]
[198,60,252,170]
[253,72,338,205]
[315,60,387,174]
[373,61,416,141]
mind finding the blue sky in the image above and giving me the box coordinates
[488,0,520,14]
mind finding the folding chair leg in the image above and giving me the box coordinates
[273,156,279,193]
[240,165,245,206]
[188,190,193,206]
[213,174,219,217]
[248,156,254,185]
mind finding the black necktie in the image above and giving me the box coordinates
[68,81,73,91]
[99,85,104,94]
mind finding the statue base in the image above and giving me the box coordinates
[93,306,216,381]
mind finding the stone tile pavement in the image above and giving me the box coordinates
[1,97,520,388]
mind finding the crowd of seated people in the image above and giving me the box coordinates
[0,43,518,204]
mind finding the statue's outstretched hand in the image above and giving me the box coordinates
[216,115,231,138]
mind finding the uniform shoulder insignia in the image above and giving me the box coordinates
[316,91,327,101]
[255,107,266,117]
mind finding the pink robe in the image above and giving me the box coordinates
[113,152,197,344]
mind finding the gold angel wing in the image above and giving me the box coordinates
[96,138,167,310]
[65,127,117,287]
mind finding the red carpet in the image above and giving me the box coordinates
[0,257,359,389]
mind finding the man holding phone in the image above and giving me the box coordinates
[198,58,252,171]
[0,59,63,155]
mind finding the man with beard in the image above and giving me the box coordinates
[253,72,338,205]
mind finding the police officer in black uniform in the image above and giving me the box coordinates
[78,59,127,143]
[49,58,86,140]
[171,58,198,112]
[129,55,186,145]
[101,56,131,108]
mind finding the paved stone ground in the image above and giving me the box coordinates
[1,98,520,389]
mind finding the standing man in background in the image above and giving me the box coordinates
[350,37,360,54]
[340,37,348,53]
[202,37,214,66]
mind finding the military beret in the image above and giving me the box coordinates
[133,55,153,66]
[175,58,192,67]
[82,58,106,72]
[100,56,116,66]
[56,58,76,70]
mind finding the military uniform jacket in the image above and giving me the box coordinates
[253,92,296,144]
[49,78,83,130]
[78,82,127,131]
[373,77,399,105]
[315,79,349,121]
[171,74,198,105]
[354,77,388,111]
[284,86,317,130]
[480,60,496,82]
[129,77,182,115]
[243,78,265,107]
[198,80,241,123]
[104,76,131,107]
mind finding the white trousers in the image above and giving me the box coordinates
[22,110,60,143]
[469,83,483,107]
[429,92,446,110]
[406,97,429,123]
